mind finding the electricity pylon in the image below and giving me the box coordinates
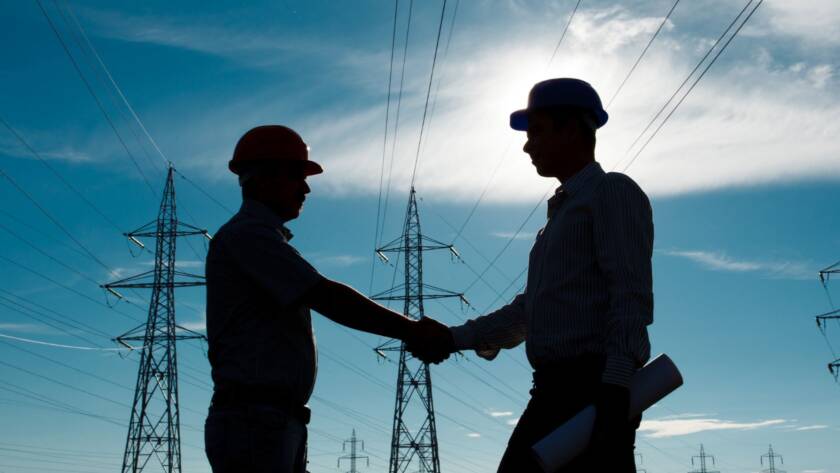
[372,187,464,473]
[761,444,784,473]
[102,165,209,473]
[816,261,840,380]
[689,444,720,473]
[338,429,370,473]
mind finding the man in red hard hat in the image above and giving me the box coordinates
[204,125,446,472]
[408,79,654,472]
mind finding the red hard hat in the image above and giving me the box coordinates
[229,125,323,176]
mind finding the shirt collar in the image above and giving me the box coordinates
[240,199,294,241]
[559,161,604,197]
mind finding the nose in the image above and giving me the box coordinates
[302,180,310,194]
[523,139,532,154]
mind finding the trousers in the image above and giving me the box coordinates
[497,356,638,473]
[205,403,308,473]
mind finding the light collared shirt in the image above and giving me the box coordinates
[206,199,323,404]
[451,162,654,387]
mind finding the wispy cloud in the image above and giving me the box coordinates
[69,3,840,203]
[506,417,520,426]
[659,249,814,280]
[312,255,367,267]
[488,410,514,417]
[639,417,787,438]
[491,232,537,240]
[0,323,52,334]
[466,432,481,438]
[793,424,829,431]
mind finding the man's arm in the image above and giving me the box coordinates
[448,292,528,360]
[589,173,654,464]
[592,173,654,387]
[302,278,417,340]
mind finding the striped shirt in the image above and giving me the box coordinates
[450,162,653,387]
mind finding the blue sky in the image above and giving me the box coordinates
[0,0,839,472]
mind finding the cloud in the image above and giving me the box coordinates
[491,232,537,240]
[466,432,481,438]
[0,323,52,334]
[506,417,520,426]
[656,412,715,420]
[68,4,840,203]
[801,470,827,473]
[488,410,514,417]
[639,417,787,438]
[659,249,814,280]
[179,311,207,333]
[311,255,367,267]
[79,7,383,72]
[763,0,840,45]
[793,425,829,431]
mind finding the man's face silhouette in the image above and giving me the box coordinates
[250,168,311,222]
[523,110,590,182]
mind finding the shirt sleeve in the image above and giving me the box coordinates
[224,223,324,307]
[450,293,527,360]
[592,173,654,387]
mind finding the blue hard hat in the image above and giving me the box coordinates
[510,78,608,130]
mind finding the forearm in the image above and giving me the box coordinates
[306,279,415,340]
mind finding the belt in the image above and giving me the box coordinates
[211,384,311,425]
[532,354,606,391]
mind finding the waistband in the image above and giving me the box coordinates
[531,354,605,391]
[211,384,311,424]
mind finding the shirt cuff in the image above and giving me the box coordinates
[601,355,637,388]
[449,324,476,350]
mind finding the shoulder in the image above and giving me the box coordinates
[594,172,648,201]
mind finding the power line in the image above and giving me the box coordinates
[545,0,583,70]
[33,0,158,197]
[378,0,415,250]
[604,0,681,109]
[370,0,402,296]
[620,0,764,172]
[408,0,449,188]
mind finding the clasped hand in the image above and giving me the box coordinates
[405,317,455,364]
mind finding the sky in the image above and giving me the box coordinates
[0,0,838,472]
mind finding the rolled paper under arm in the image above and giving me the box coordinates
[531,354,684,472]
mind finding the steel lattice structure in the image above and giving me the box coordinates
[102,166,209,473]
[816,261,840,379]
[372,187,464,473]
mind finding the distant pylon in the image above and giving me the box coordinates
[338,429,370,473]
[372,187,465,473]
[102,165,210,473]
[816,261,840,380]
[689,444,720,473]
[761,444,784,473]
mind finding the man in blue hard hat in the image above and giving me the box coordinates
[408,79,654,472]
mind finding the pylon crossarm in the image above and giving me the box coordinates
[174,324,207,341]
[172,270,205,281]
[376,234,405,253]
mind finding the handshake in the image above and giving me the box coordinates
[404,317,456,364]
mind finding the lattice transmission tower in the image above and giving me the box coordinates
[338,429,370,473]
[689,444,720,473]
[761,444,784,473]
[816,261,840,380]
[372,187,464,473]
[103,165,209,473]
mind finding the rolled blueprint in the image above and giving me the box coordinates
[531,354,683,472]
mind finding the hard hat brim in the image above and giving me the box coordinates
[509,108,609,131]
[229,159,324,176]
